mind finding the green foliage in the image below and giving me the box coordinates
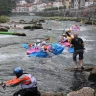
[0,16,9,23]
[44,6,66,11]
[0,0,16,15]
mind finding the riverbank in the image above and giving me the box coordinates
[40,16,96,25]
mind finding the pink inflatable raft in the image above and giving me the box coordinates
[27,48,40,55]
[60,42,70,47]
[27,45,52,55]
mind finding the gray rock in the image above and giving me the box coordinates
[88,67,96,82]
[67,87,94,96]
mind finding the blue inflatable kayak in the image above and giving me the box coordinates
[22,43,64,58]
[22,44,29,49]
[68,47,74,53]
[51,43,64,55]
[29,51,49,58]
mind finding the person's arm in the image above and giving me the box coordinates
[5,77,22,87]
[70,39,74,48]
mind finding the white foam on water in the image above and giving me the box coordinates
[81,36,95,42]
[0,35,16,38]
[0,54,21,61]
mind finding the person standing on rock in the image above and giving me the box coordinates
[70,33,85,69]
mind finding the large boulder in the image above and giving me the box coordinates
[14,32,26,36]
[40,91,63,96]
[0,27,8,31]
[88,67,96,82]
[23,24,43,29]
[67,87,94,96]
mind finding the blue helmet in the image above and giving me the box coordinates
[13,67,23,75]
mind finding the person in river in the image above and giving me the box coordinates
[0,67,41,96]
[60,34,68,43]
[34,39,42,49]
[70,33,85,70]
[65,31,73,43]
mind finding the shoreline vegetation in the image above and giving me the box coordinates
[0,16,9,23]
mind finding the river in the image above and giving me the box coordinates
[0,16,96,96]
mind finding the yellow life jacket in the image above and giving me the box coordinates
[67,36,72,43]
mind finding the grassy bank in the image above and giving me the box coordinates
[0,16,9,23]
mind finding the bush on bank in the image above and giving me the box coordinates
[0,16,9,23]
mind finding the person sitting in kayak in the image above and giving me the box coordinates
[41,41,47,52]
[34,39,42,49]
[60,34,68,43]
[65,31,73,43]
[0,67,41,96]
[41,41,53,52]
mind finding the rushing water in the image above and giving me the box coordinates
[0,16,96,96]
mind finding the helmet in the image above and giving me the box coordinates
[13,67,23,75]
[36,39,41,43]
[42,41,46,45]
[28,44,33,48]
[43,45,47,50]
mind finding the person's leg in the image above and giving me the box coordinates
[13,89,23,96]
[79,59,83,67]
[79,51,84,69]
[73,52,78,68]
[24,87,41,96]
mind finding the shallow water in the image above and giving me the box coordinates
[0,16,96,96]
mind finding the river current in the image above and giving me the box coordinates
[0,16,96,96]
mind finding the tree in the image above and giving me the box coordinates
[0,0,16,15]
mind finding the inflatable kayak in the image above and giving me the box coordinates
[29,51,49,58]
[68,47,74,53]
[0,31,14,35]
[60,42,70,47]
[27,48,40,55]
[22,43,64,57]
[22,44,30,49]
[27,45,52,55]
[51,43,64,55]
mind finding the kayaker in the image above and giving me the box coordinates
[41,41,47,51]
[65,32,73,43]
[70,33,85,69]
[0,67,41,96]
[60,34,68,43]
[34,39,42,49]
[41,41,53,52]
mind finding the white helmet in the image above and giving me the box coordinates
[36,39,41,43]
[42,41,46,45]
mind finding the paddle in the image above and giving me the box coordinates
[0,82,6,90]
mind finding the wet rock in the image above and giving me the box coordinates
[88,67,96,82]
[64,66,94,72]
[14,32,26,36]
[23,26,31,29]
[31,24,43,29]
[39,19,45,23]
[67,87,94,96]
[23,24,43,29]
[40,91,63,96]
[0,27,8,31]
[19,19,26,24]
